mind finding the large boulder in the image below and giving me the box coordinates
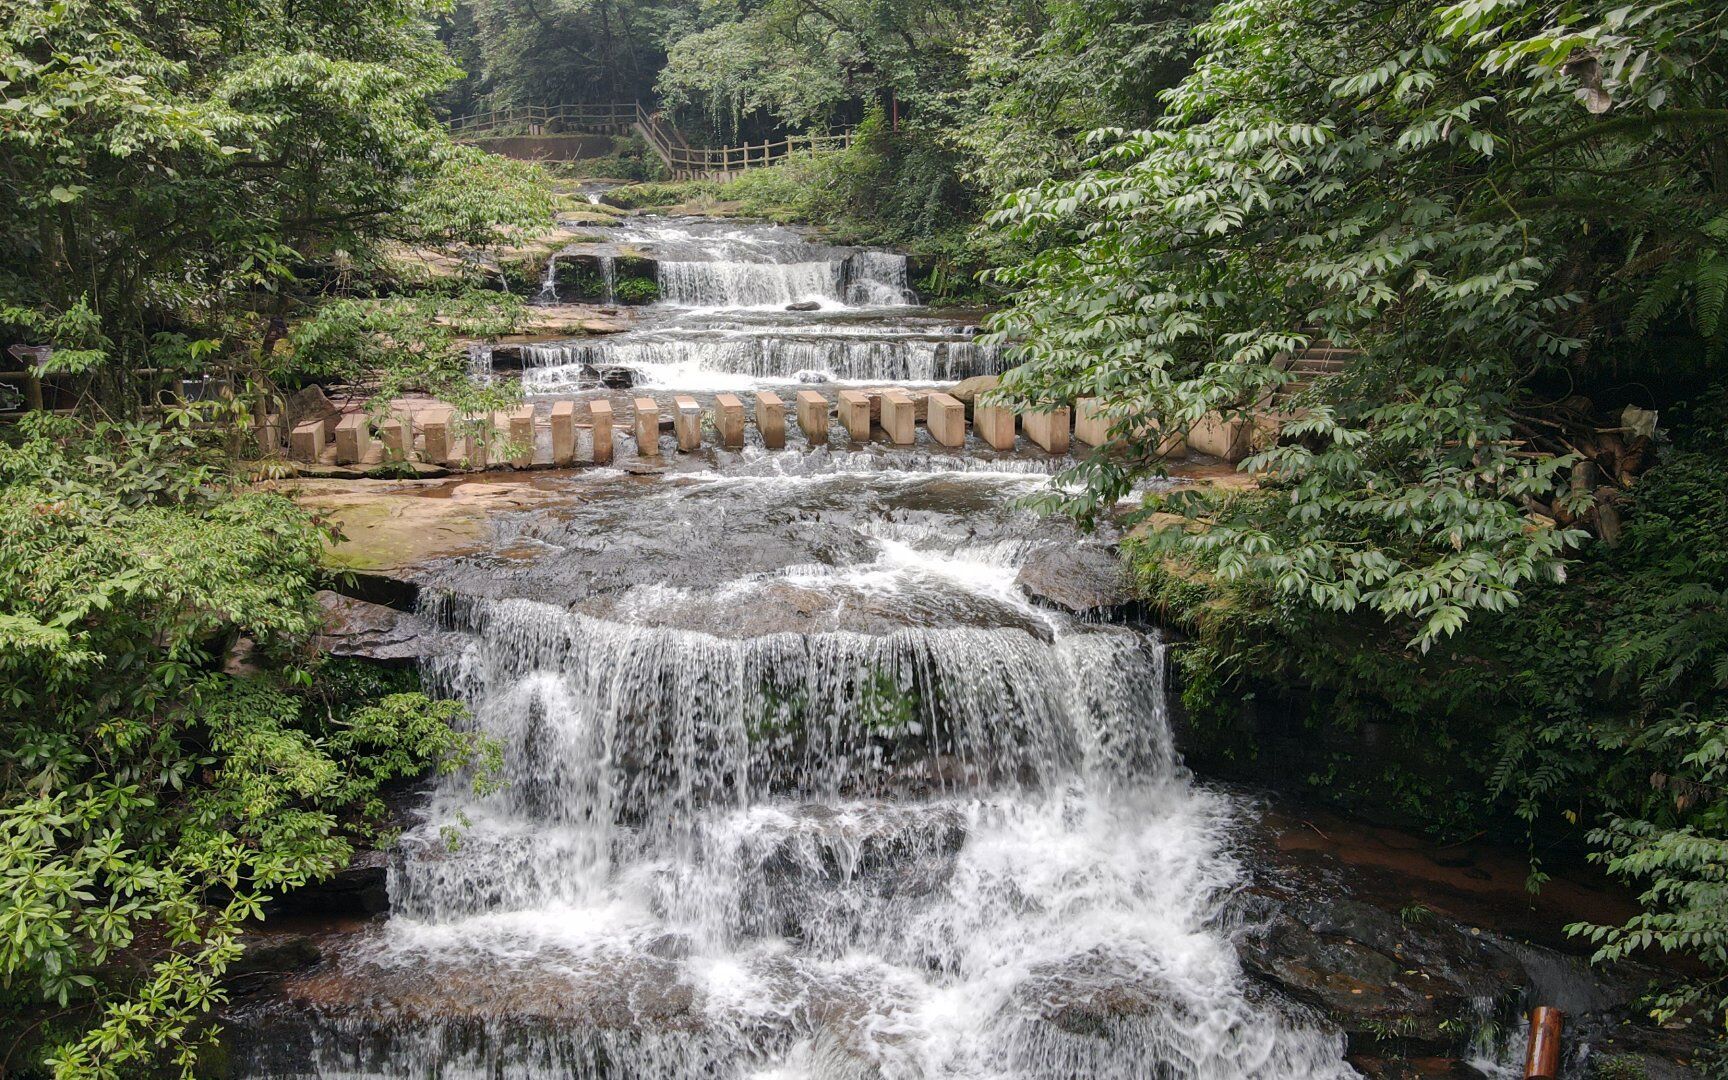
[1015,545,1132,614]
[945,374,1000,406]
[283,384,340,433]
[1235,894,1522,1055]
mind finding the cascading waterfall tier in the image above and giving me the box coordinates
[231,554,1354,1078]
[520,329,1004,392]
[595,219,916,310]
[651,250,914,309]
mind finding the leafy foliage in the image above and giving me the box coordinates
[945,0,1209,203]
[444,0,692,116]
[0,0,553,410]
[655,1,1208,260]
[988,0,1728,649]
[1138,389,1728,1035]
[281,292,528,417]
[0,417,499,1077]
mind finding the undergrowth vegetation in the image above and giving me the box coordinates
[0,415,501,1076]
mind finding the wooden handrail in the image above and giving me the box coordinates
[450,101,855,179]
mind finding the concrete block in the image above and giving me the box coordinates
[714,393,745,448]
[333,412,371,465]
[379,416,410,461]
[882,390,915,445]
[422,409,454,465]
[550,401,577,465]
[589,399,614,464]
[633,396,661,456]
[1187,412,1252,462]
[756,391,786,449]
[974,405,1016,451]
[1074,398,1109,447]
[508,406,534,468]
[796,391,829,445]
[1023,407,1071,454]
[256,414,283,456]
[838,390,871,442]
[289,419,324,462]
[926,393,965,447]
[674,395,702,451]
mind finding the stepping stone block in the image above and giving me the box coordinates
[674,395,702,452]
[974,405,1016,451]
[633,397,661,456]
[796,391,829,445]
[589,400,614,464]
[882,391,915,445]
[379,416,410,461]
[333,413,372,465]
[756,391,786,449]
[421,409,454,465]
[256,414,283,456]
[508,406,534,468]
[289,420,324,463]
[550,401,576,466]
[1023,407,1070,454]
[714,393,745,448]
[926,393,965,447]
[838,390,871,442]
[1074,398,1109,447]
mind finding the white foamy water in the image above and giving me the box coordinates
[230,217,1352,1079]
[233,543,1353,1077]
[521,330,1003,394]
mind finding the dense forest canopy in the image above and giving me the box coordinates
[5,0,1728,1073]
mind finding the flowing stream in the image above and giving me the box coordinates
[232,219,1359,1078]
[520,220,980,395]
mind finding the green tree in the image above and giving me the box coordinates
[0,0,551,411]
[0,415,501,1077]
[445,0,695,116]
[988,0,1728,649]
[948,0,1210,203]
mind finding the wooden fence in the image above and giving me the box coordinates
[448,102,854,181]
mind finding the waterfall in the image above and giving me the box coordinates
[654,253,916,310]
[233,585,1352,1078]
[656,260,845,308]
[520,332,1006,392]
[465,341,494,384]
[536,255,560,304]
[599,254,617,306]
[843,251,919,306]
[227,216,1355,1080]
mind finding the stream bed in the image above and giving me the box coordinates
[230,217,1688,1079]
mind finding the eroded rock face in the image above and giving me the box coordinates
[315,591,435,662]
[1015,545,1132,614]
[1234,894,1521,1054]
[282,477,563,585]
[269,849,392,918]
[1012,949,1174,1038]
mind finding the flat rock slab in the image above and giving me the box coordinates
[277,477,565,581]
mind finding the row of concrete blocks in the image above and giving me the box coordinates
[280,390,1123,468]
